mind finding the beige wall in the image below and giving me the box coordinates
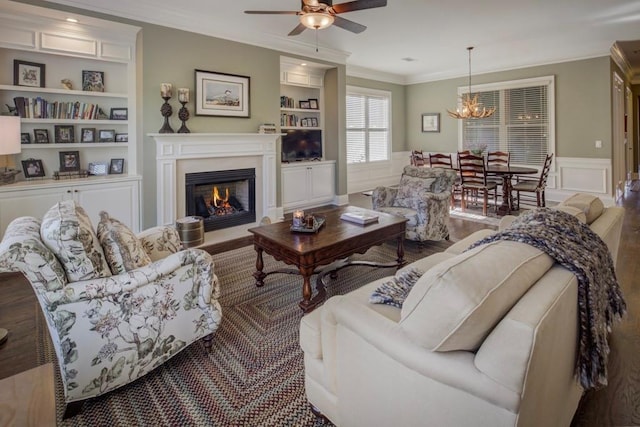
[405,57,613,159]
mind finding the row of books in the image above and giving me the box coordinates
[13,96,105,120]
[280,96,295,108]
[280,113,318,127]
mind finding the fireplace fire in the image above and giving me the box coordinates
[185,168,256,232]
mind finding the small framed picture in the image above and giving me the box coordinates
[21,133,31,144]
[21,159,45,178]
[109,107,128,120]
[88,162,109,176]
[81,128,96,143]
[311,117,318,127]
[33,129,50,144]
[421,113,440,133]
[14,60,45,88]
[59,151,80,172]
[194,69,250,117]
[308,98,319,109]
[115,133,128,142]
[98,129,116,142]
[109,158,124,174]
[82,70,105,92]
[55,125,75,143]
[299,100,310,109]
[301,118,308,127]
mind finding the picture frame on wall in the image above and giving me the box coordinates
[195,69,250,117]
[82,70,105,92]
[55,125,75,143]
[421,113,440,133]
[14,60,45,88]
[33,129,49,143]
[109,158,124,174]
[21,159,45,178]
[59,150,80,172]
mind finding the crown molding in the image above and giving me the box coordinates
[345,64,406,85]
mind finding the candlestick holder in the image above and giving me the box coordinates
[159,96,174,133]
[177,101,190,133]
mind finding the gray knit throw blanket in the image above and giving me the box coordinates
[467,208,626,390]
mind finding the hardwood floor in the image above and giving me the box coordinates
[0,189,638,426]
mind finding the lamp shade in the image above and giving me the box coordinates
[300,12,335,30]
[0,116,21,155]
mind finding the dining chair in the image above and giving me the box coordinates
[429,153,460,208]
[410,150,427,166]
[512,153,554,209]
[486,150,511,204]
[457,152,498,216]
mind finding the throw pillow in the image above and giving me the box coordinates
[557,193,604,224]
[40,200,112,281]
[97,211,152,274]
[369,267,423,308]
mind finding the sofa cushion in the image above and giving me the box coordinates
[400,240,554,351]
[369,267,423,308]
[0,216,67,292]
[97,211,152,274]
[41,200,111,281]
[557,193,604,224]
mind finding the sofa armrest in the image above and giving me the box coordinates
[322,296,520,412]
[137,225,183,261]
[371,186,398,209]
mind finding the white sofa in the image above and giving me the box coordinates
[300,194,624,427]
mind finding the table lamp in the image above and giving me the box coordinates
[0,116,22,184]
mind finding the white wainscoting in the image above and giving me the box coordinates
[347,152,411,193]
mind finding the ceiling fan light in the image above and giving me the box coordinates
[300,12,335,30]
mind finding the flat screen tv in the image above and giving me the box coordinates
[281,129,322,162]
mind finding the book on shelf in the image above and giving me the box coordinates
[340,211,379,225]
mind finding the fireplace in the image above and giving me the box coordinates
[185,168,256,232]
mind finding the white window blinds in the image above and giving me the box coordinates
[461,76,554,167]
[347,87,390,164]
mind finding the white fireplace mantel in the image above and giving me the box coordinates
[150,133,280,229]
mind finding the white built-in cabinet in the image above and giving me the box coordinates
[0,1,141,233]
[281,161,335,211]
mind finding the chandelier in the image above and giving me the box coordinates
[447,47,495,119]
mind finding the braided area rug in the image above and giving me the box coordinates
[38,239,451,426]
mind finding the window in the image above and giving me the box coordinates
[346,86,391,164]
[459,76,554,167]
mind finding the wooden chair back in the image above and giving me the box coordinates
[410,150,426,167]
[429,153,453,168]
[537,153,554,188]
[458,152,489,186]
[486,151,510,167]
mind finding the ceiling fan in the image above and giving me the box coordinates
[245,0,387,36]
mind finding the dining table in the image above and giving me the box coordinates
[484,164,539,215]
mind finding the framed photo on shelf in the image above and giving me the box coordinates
[115,133,128,142]
[59,151,80,172]
[311,117,318,127]
[81,128,96,143]
[308,98,319,109]
[301,118,308,127]
[14,60,45,88]
[109,108,128,120]
[33,129,50,144]
[54,125,75,143]
[82,70,105,92]
[299,100,310,109]
[21,133,31,144]
[421,113,440,133]
[21,159,45,178]
[195,69,250,117]
[109,158,124,174]
[98,129,116,142]
[88,162,109,176]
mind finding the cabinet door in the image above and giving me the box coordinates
[282,166,311,208]
[0,188,67,235]
[308,164,335,202]
[74,181,139,231]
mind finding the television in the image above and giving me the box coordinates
[281,129,322,162]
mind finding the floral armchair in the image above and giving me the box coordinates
[372,165,457,242]
[0,200,221,415]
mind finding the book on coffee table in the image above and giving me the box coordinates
[340,211,379,225]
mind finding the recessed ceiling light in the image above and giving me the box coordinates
[66,17,78,23]
[401,57,417,62]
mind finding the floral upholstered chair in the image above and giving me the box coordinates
[0,200,222,416]
[372,165,458,242]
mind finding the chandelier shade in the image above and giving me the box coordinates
[447,47,496,119]
[299,12,335,30]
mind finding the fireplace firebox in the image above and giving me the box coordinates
[185,168,256,232]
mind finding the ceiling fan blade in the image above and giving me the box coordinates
[332,15,366,33]
[331,0,387,14]
[244,10,300,15]
[288,23,307,36]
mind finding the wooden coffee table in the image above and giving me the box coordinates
[248,206,407,313]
